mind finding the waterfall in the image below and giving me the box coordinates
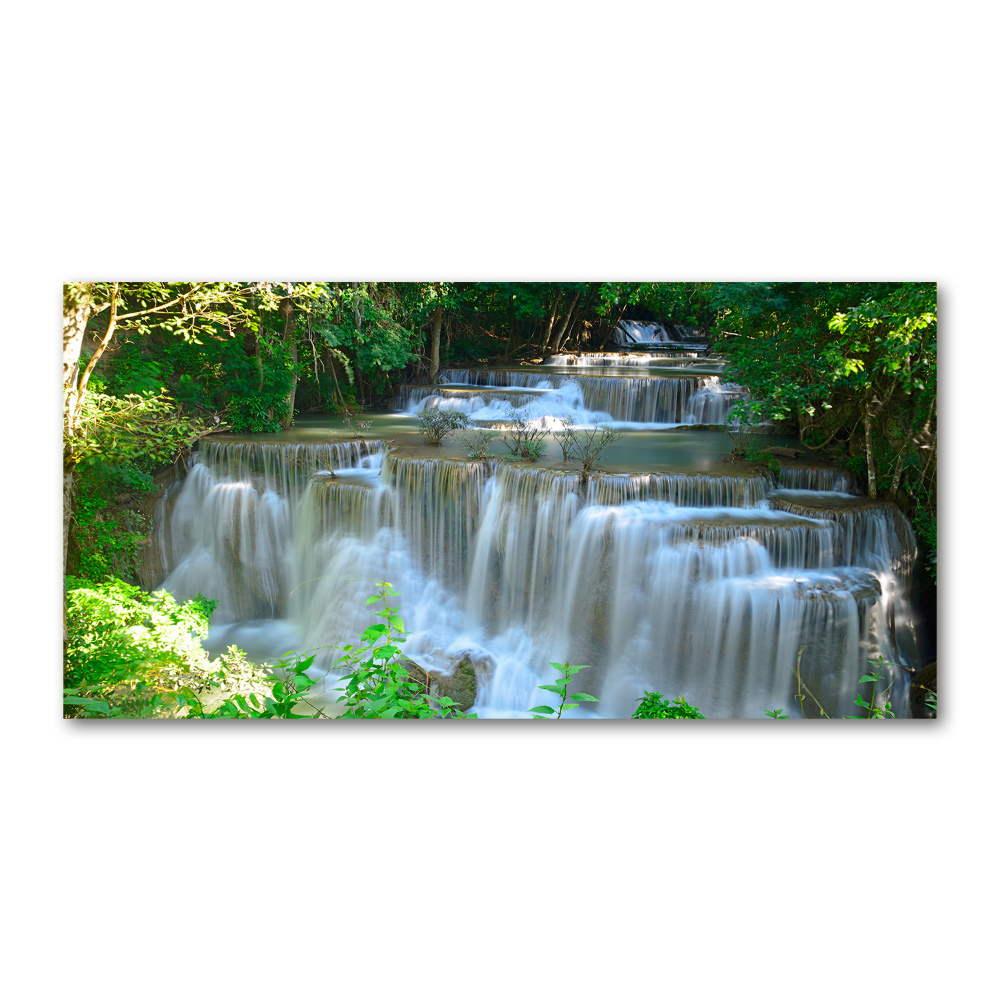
[145,345,924,719]
[409,371,748,425]
[778,468,859,494]
[543,352,706,366]
[611,320,708,349]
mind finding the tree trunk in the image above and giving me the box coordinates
[281,298,297,427]
[429,303,443,384]
[600,298,631,350]
[63,464,76,578]
[540,290,563,351]
[864,392,877,499]
[551,291,580,354]
[888,451,906,502]
[63,282,93,402]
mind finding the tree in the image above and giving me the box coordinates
[61,281,323,571]
[702,281,936,507]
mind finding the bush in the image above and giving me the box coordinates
[70,462,158,580]
[63,576,272,718]
[416,408,470,445]
[554,421,623,481]
[458,427,500,459]
[225,392,290,434]
[501,406,547,461]
[631,691,706,719]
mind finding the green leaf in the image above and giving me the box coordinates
[573,692,598,701]
[528,705,555,715]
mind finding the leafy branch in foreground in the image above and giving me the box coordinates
[335,582,474,718]
[848,655,896,719]
[769,652,905,719]
[528,663,598,719]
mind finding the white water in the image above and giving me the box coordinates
[610,320,708,349]
[544,352,705,366]
[399,372,748,427]
[148,435,922,718]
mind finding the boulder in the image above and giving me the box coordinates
[403,657,479,712]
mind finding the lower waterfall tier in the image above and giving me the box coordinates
[147,444,924,719]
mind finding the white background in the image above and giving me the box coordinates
[2,2,994,997]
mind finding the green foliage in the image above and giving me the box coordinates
[63,576,250,718]
[501,405,547,461]
[70,462,157,580]
[554,421,623,480]
[225,391,290,434]
[458,427,501,459]
[764,708,791,718]
[335,582,474,719]
[725,409,782,476]
[631,692,707,719]
[70,388,211,469]
[848,656,896,719]
[192,649,327,719]
[712,281,936,510]
[913,508,937,583]
[416,408,470,445]
[528,663,598,719]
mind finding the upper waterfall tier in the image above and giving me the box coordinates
[404,370,748,425]
[610,320,709,350]
[777,467,860,494]
[543,352,711,367]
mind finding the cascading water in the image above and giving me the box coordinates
[610,320,709,350]
[543,352,705,366]
[400,369,748,426]
[146,363,926,719]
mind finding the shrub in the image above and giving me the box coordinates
[631,691,706,719]
[63,576,272,718]
[501,406,547,461]
[458,427,500,459]
[554,421,623,481]
[416,408,470,445]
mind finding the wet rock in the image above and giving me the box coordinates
[909,660,937,718]
[403,654,486,712]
